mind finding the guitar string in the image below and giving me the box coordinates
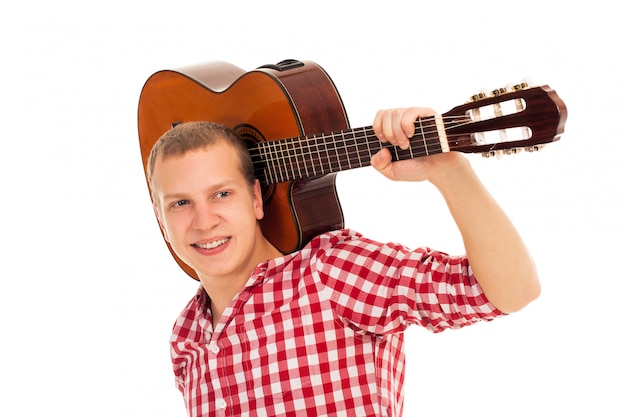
[253,133,466,183]
[250,121,465,160]
[251,119,469,182]
[247,116,469,161]
[249,116,472,182]
[248,115,471,161]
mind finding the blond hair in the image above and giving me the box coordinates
[147,121,255,198]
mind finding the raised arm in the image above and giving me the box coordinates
[371,107,540,313]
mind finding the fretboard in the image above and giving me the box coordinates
[249,115,449,184]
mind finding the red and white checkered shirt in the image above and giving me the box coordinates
[171,229,503,417]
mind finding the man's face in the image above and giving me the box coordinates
[151,142,265,283]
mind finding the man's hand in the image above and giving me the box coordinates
[371,107,464,184]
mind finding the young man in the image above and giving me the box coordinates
[148,108,540,417]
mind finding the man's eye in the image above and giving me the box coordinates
[215,191,231,199]
[173,200,189,207]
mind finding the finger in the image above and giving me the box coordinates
[389,108,410,148]
[401,107,437,139]
[401,108,420,139]
[378,108,409,149]
[370,148,394,179]
[372,109,388,142]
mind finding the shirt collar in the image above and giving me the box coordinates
[192,251,298,319]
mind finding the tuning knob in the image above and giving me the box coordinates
[491,87,507,97]
[469,91,487,102]
[525,144,545,153]
[511,82,529,91]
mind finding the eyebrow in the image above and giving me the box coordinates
[161,192,191,201]
[161,180,241,202]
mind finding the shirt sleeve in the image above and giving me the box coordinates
[311,229,504,334]
[170,287,210,394]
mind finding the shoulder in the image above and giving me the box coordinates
[311,228,364,246]
[171,286,210,340]
[302,228,415,272]
[304,228,385,257]
[307,228,416,258]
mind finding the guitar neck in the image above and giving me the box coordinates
[250,114,452,184]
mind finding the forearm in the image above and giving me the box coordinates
[432,155,541,313]
[370,107,540,312]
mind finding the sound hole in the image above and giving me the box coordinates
[234,124,276,204]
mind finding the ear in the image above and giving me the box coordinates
[252,180,265,221]
[153,203,170,242]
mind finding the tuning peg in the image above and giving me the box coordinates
[511,82,529,92]
[482,146,535,158]
[469,91,487,102]
[524,144,545,153]
[491,87,507,97]
[481,150,506,159]
[507,78,533,91]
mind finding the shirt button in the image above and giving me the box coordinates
[209,342,220,354]
[217,399,227,409]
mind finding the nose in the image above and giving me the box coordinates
[191,203,219,230]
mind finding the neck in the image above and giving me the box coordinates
[249,115,451,184]
[202,235,282,327]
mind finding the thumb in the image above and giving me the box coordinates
[371,148,394,180]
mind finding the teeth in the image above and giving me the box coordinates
[195,238,229,249]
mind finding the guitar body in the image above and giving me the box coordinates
[137,60,349,279]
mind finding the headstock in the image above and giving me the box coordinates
[443,83,567,157]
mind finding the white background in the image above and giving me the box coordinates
[2,1,624,416]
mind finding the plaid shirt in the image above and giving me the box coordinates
[171,229,503,417]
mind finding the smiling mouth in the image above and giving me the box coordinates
[193,238,230,250]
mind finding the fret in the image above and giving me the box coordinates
[294,138,308,180]
[308,136,318,176]
[297,136,307,178]
[317,134,327,175]
[306,135,317,177]
[314,134,329,176]
[343,130,353,169]
[262,144,272,183]
[275,140,286,181]
[340,130,351,170]
[339,131,347,170]
[417,118,427,156]
[325,133,339,174]
[295,138,305,179]
[312,135,320,175]
[434,114,449,153]
[305,135,316,177]
[329,135,338,172]
[323,137,333,175]
[288,139,297,180]
[293,138,304,179]
[252,145,267,183]
[270,141,287,182]
[424,118,442,155]
[392,143,400,162]
[407,129,415,159]
[363,128,376,164]
[282,138,293,181]
[275,141,286,182]
[309,135,320,177]
[263,140,273,182]
[352,128,364,168]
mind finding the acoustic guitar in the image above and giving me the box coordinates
[137,59,567,280]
